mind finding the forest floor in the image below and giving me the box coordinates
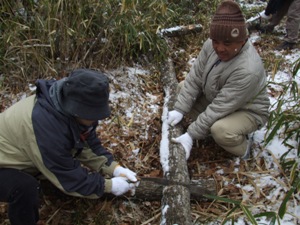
[0,2,300,224]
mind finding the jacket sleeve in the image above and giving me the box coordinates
[31,101,110,199]
[76,128,118,177]
[187,67,261,140]
[174,39,211,114]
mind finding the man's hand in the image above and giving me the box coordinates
[167,110,183,126]
[171,132,193,160]
[111,177,136,196]
[113,166,137,182]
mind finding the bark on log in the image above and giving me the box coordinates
[133,178,216,202]
[159,58,191,225]
[40,178,216,202]
[159,58,217,224]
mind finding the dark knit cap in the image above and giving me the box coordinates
[210,0,247,42]
[61,69,111,120]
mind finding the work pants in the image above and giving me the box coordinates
[177,81,258,156]
[269,0,300,43]
[0,168,40,225]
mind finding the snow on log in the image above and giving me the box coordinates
[160,58,190,225]
[159,58,217,224]
[158,24,203,38]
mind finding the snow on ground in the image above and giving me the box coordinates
[105,43,300,224]
[248,53,300,224]
[2,1,298,224]
[101,66,161,150]
[103,1,300,223]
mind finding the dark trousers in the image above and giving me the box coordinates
[265,0,284,15]
[0,168,40,225]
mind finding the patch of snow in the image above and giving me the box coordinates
[160,87,171,173]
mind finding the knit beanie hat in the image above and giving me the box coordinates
[60,69,111,120]
[210,0,247,42]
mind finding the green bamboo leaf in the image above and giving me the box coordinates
[240,205,258,225]
[292,58,300,77]
[203,194,241,205]
[290,162,298,183]
[290,81,298,100]
[281,160,296,171]
[226,205,240,218]
[221,216,235,225]
[266,115,285,145]
[254,211,277,225]
[221,206,239,225]
[278,177,300,218]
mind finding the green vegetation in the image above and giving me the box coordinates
[0,0,219,92]
[266,58,300,222]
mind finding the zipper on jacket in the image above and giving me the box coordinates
[203,59,221,89]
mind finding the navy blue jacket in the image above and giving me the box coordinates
[0,79,118,198]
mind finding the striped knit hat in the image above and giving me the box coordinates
[210,0,247,42]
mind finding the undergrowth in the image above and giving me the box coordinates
[0,0,219,92]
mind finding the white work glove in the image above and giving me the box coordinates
[259,11,272,20]
[167,110,184,126]
[111,177,136,196]
[171,132,193,160]
[113,165,137,183]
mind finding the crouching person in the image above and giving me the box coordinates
[167,0,270,160]
[0,69,138,225]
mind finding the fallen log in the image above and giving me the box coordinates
[158,58,217,224]
[133,177,216,202]
[159,58,192,224]
[158,24,203,38]
[40,178,215,202]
